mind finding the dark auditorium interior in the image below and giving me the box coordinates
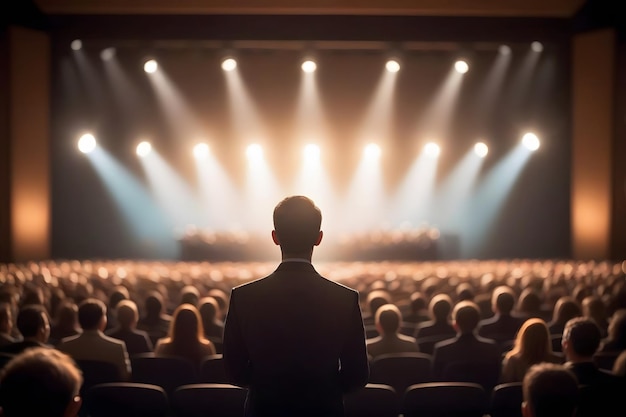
[1,0,626,416]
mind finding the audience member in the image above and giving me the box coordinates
[105,299,153,355]
[0,303,16,347]
[598,308,626,353]
[0,305,51,355]
[478,285,525,344]
[179,285,201,308]
[517,288,544,320]
[198,296,224,341]
[548,296,582,335]
[155,303,215,367]
[431,300,502,386]
[414,293,456,347]
[48,301,81,347]
[521,362,578,417]
[105,286,129,331]
[137,291,172,347]
[402,291,429,326]
[58,298,131,380]
[501,318,562,383]
[223,195,369,417]
[0,347,83,417]
[366,303,420,359]
[581,295,609,338]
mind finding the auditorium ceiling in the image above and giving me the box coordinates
[34,0,586,17]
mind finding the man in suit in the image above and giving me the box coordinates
[431,300,502,390]
[105,299,153,356]
[0,305,51,355]
[366,303,420,359]
[58,298,131,380]
[478,285,525,344]
[223,196,369,417]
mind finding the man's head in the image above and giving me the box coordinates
[77,298,107,331]
[16,305,49,343]
[522,363,578,417]
[562,317,602,361]
[452,300,481,334]
[0,347,83,417]
[115,300,139,330]
[272,196,322,254]
[492,285,516,315]
[429,294,453,322]
[375,304,402,336]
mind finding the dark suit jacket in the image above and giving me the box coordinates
[223,261,369,417]
[0,340,50,355]
[432,333,502,381]
[105,327,153,356]
[565,361,623,387]
[478,313,525,343]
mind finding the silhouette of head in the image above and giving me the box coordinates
[272,196,322,253]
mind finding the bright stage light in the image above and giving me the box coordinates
[474,142,489,158]
[531,41,544,52]
[454,60,469,74]
[386,60,400,73]
[193,143,210,160]
[522,132,540,151]
[424,142,441,158]
[363,143,381,159]
[100,47,116,61]
[71,39,82,51]
[221,58,237,72]
[301,60,317,73]
[78,133,97,154]
[143,59,158,74]
[246,143,263,161]
[499,45,511,55]
[303,144,320,160]
[136,141,152,157]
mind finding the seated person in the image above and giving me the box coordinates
[414,293,456,348]
[0,302,16,347]
[0,347,83,417]
[137,291,171,347]
[0,305,51,355]
[521,362,578,417]
[479,285,525,344]
[366,303,420,359]
[57,298,131,380]
[105,299,153,355]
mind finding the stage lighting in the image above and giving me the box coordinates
[499,45,511,55]
[474,142,489,158]
[303,144,320,160]
[522,133,540,151]
[143,59,158,74]
[136,141,152,157]
[221,58,237,71]
[424,142,441,158]
[363,143,381,159]
[454,60,469,74]
[301,60,317,73]
[386,60,400,73]
[193,143,210,160]
[531,41,544,52]
[71,39,82,51]
[100,47,116,61]
[77,133,97,154]
[246,143,263,161]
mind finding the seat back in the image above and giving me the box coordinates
[490,382,523,417]
[85,382,168,417]
[417,335,450,355]
[171,383,247,417]
[199,354,230,384]
[131,353,197,396]
[402,382,488,417]
[369,352,432,396]
[441,360,501,391]
[76,359,122,396]
[593,351,621,371]
[343,383,398,417]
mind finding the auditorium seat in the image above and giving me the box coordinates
[343,383,398,417]
[130,353,198,396]
[369,352,432,398]
[593,351,621,371]
[490,382,523,417]
[84,382,168,417]
[441,360,501,392]
[199,354,230,384]
[402,382,488,417]
[75,359,122,396]
[171,383,247,417]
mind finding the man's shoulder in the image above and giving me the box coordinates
[232,268,358,296]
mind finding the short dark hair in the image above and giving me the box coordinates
[523,363,578,417]
[453,301,481,333]
[78,298,106,330]
[273,196,322,252]
[492,286,515,314]
[16,305,47,338]
[376,304,401,334]
[430,294,452,321]
[563,317,601,357]
[0,347,82,417]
